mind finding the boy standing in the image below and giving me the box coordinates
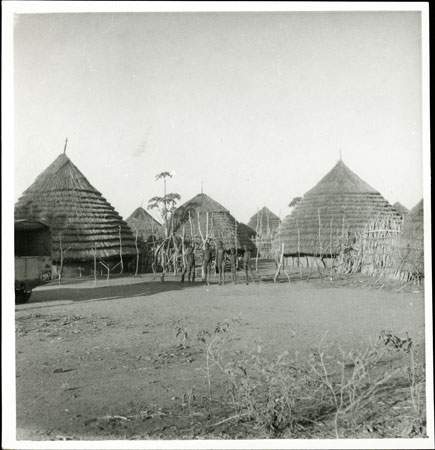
[229,247,237,285]
[202,242,212,286]
[216,241,226,285]
[243,244,256,285]
[181,245,195,284]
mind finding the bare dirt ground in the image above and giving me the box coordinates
[15,271,426,440]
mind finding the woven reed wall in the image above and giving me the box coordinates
[392,200,424,282]
[335,204,424,283]
[335,215,402,277]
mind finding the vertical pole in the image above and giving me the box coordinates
[255,208,260,272]
[134,226,139,277]
[119,225,123,274]
[94,245,97,286]
[234,218,238,269]
[58,234,63,285]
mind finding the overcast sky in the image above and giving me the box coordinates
[13,11,423,224]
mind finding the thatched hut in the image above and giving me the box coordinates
[248,207,281,236]
[273,160,401,259]
[393,200,424,282]
[393,201,409,219]
[126,207,164,242]
[126,207,165,274]
[173,193,256,252]
[248,206,281,258]
[237,223,257,241]
[14,153,136,276]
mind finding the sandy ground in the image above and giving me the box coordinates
[14,273,425,440]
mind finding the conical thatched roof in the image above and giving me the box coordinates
[393,201,409,218]
[14,153,136,262]
[174,193,256,251]
[248,206,281,237]
[394,200,424,280]
[126,207,164,241]
[238,223,257,239]
[273,160,401,256]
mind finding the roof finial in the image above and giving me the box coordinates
[339,148,342,162]
[201,181,204,194]
[63,137,68,154]
[140,198,144,208]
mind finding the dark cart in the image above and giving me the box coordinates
[15,220,52,303]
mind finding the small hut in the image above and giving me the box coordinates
[126,207,165,273]
[14,153,136,277]
[173,193,256,253]
[238,222,257,240]
[273,160,401,263]
[393,200,424,282]
[393,201,409,219]
[127,207,164,242]
[248,206,281,258]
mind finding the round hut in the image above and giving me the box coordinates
[127,207,164,242]
[14,153,136,277]
[237,222,257,241]
[393,200,424,282]
[248,206,281,258]
[273,160,401,262]
[173,193,256,253]
[126,207,165,273]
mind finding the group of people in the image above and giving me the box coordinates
[181,241,256,286]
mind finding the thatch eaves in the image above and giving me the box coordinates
[174,193,256,251]
[273,160,401,256]
[14,153,136,262]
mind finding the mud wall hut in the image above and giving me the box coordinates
[173,193,256,253]
[273,160,401,265]
[14,153,136,277]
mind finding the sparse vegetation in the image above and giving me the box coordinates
[181,319,426,438]
[15,276,426,440]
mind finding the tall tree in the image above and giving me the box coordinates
[148,171,181,281]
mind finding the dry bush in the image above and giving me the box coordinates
[189,323,426,438]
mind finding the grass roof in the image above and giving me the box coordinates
[394,200,424,277]
[273,160,401,256]
[14,153,136,262]
[174,193,256,251]
[126,207,164,240]
[248,206,281,236]
[238,222,257,239]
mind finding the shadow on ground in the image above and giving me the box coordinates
[17,279,202,308]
